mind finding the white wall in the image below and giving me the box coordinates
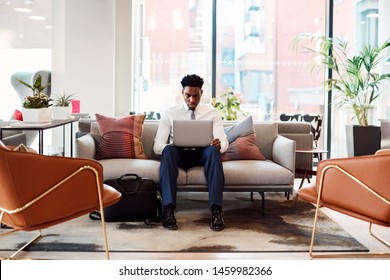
[115,0,133,116]
[52,0,119,118]
[51,0,134,154]
[0,49,51,120]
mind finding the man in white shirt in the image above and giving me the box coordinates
[153,74,228,231]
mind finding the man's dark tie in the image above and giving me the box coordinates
[190,109,195,120]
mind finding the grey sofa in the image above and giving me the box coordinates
[76,120,312,214]
[0,121,27,146]
[277,121,313,171]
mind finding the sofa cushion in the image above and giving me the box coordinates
[87,119,279,161]
[277,121,311,134]
[89,120,160,160]
[221,133,265,161]
[222,160,294,185]
[98,158,160,182]
[224,116,254,143]
[185,166,207,185]
[186,160,293,186]
[253,122,278,160]
[141,121,160,159]
[95,114,147,160]
[98,158,187,185]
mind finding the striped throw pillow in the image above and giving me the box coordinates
[95,114,147,159]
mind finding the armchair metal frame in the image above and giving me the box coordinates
[307,164,390,258]
[0,165,115,260]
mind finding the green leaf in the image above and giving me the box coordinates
[16,78,33,91]
[294,33,390,126]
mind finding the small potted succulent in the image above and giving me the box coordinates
[17,75,52,123]
[52,92,76,120]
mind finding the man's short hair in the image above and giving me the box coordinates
[180,74,204,89]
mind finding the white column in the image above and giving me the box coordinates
[115,0,133,116]
[51,0,121,156]
[52,0,116,117]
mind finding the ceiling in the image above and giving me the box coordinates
[0,0,52,48]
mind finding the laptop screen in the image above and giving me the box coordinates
[172,120,213,147]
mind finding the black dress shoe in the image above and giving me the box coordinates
[162,208,178,230]
[210,209,225,231]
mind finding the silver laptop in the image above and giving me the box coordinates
[173,120,213,147]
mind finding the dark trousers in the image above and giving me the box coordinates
[159,145,224,209]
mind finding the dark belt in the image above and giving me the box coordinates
[180,147,199,151]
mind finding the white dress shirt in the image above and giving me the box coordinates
[153,103,229,155]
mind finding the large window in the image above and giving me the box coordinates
[133,0,325,119]
[133,0,390,158]
[331,0,386,158]
[214,0,325,123]
[133,0,325,141]
[133,0,213,114]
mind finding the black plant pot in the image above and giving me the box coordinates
[346,125,381,157]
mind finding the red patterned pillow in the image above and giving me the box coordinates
[221,133,265,161]
[95,114,147,159]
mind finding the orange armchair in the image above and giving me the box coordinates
[0,145,121,259]
[298,149,390,258]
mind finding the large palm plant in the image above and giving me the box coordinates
[294,34,390,126]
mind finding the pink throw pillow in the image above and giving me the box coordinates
[95,114,147,159]
[221,133,265,161]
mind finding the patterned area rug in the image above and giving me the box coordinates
[0,192,368,253]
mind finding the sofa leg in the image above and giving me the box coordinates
[258,192,265,216]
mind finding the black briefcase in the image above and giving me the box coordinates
[102,174,162,224]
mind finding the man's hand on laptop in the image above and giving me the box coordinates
[211,138,221,150]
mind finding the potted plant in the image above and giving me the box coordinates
[212,87,248,121]
[17,75,52,123]
[294,34,390,156]
[52,92,76,120]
